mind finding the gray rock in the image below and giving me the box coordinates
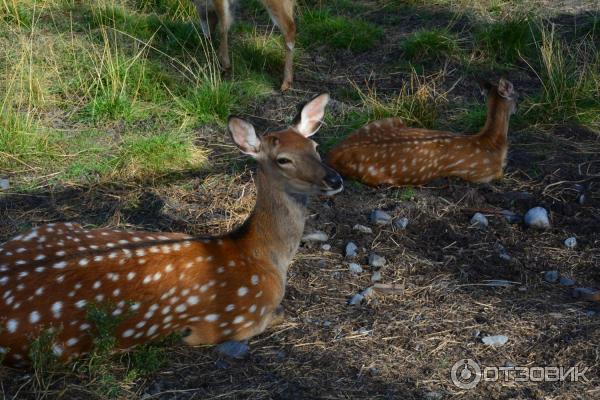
[501,209,521,224]
[302,231,329,242]
[544,271,559,283]
[0,178,8,190]
[564,237,577,249]
[559,276,575,286]
[353,224,373,234]
[499,250,511,261]
[345,242,358,258]
[349,293,364,305]
[585,310,596,317]
[482,335,508,346]
[394,217,409,229]
[348,287,374,306]
[368,253,386,268]
[216,341,249,359]
[524,207,551,229]
[470,212,489,228]
[571,287,599,300]
[370,209,392,225]
[371,271,382,282]
[348,263,363,274]
[424,391,443,400]
[321,244,331,251]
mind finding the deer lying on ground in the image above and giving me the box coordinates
[0,93,342,366]
[327,79,517,186]
[193,0,296,91]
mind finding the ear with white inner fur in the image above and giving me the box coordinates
[292,93,330,137]
[497,78,515,99]
[228,117,260,157]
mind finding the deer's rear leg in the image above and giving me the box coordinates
[263,1,296,91]
[214,0,233,70]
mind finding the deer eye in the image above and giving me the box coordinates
[277,157,293,165]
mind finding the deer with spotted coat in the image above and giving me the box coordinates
[327,79,517,186]
[193,0,296,91]
[0,94,342,366]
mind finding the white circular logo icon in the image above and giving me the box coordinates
[451,359,482,389]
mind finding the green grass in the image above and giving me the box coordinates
[475,18,539,66]
[402,28,461,63]
[300,9,382,52]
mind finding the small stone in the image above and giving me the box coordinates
[370,209,392,225]
[321,244,331,251]
[482,335,508,346]
[544,271,559,283]
[348,293,364,305]
[585,310,596,317]
[499,250,511,261]
[323,321,332,327]
[348,287,374,306]
[424,391,443,400]
[524,207,551,229]
[216,340,249,359]
[394,217,409,229]
[571,287,600,301]
[353,224,373,234]
[559,276,575,286]
[215,359,230,369]
[368,253,386,268]
[301,231,328,242]
[348,263,363,274]
[345,242,358,258]
[470,212,488,228]
[371,271,382,282]
[0,178,9,190]
[564,237,577,249]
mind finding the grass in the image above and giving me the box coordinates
[475,17,539,66]
[402,28,461,63]
[299,9,382,52]
[524,24,600,126]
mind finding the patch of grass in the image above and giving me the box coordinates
[234,26,286,75]
[29,329,62,394]
[300,9,382,52]
[354,71,445,129]
[449,104,487,132]
[117,131,206,177]
[396,186,416,201]
[177,80,236,125]
[475,18,539,66]
[402,28,461,63]
[0,0,32,28]
[525,24,600,126]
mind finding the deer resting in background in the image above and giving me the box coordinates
[327,79,517,186]
[193,0,296,91]
[0,93,342,366]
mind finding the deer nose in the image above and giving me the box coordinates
[323,166,343,190]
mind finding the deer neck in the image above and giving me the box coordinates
[478,97,511,149]
[230,166,308,280]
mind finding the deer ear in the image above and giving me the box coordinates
[228,117,260,157]
[477,79,494,97]
[292,93,330,137]
[497,78,515,99]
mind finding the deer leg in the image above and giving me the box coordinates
[263,1,296,91]
[214,0,233,70]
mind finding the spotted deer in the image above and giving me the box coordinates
[327,79,517,186]
[193,0,296,91]
[0,94,342,366]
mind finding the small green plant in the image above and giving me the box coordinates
[300,9,382,52]
[402,29,460,62]
[29,328,62,395]
[397,186,416,201]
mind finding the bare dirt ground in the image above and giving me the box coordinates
[1,1,599,399]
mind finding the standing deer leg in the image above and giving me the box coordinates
[263,0,296,91]
[214,0,233,70]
